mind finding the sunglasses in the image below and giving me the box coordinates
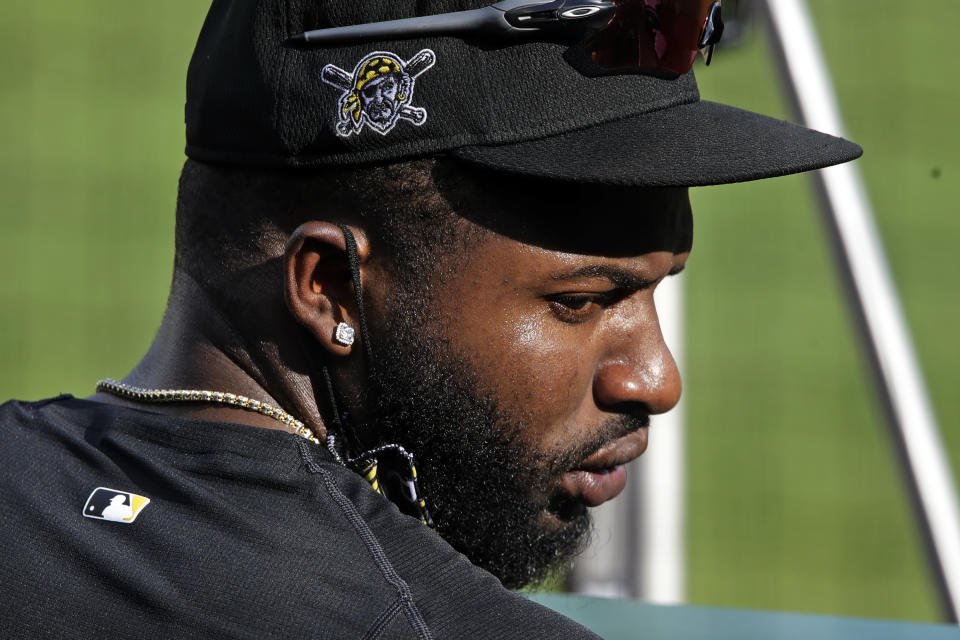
[287,0,725,76]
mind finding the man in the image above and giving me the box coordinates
[0,0,860,638]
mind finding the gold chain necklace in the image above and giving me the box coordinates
[95,378,320,445]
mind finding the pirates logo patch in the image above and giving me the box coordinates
[321,49,436,137]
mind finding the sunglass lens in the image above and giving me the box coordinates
[586,0,722,75]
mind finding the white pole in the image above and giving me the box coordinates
[761,0,960,623]
[571,274,686,603]
[637,273,687,603]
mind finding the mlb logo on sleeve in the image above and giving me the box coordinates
[82,487,151,524]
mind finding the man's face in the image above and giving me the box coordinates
[364,180,692,587]
[360,74,401,124]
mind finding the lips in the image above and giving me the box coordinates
[559,428,648,507]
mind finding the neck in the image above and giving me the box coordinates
[93,270,329,440]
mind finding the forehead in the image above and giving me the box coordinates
[436,167,693,258]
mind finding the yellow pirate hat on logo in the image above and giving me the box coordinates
[321,49,435,137]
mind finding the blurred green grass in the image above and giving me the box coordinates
[0,2,207,395]
[1,0,957,624]
[686,0,959,622]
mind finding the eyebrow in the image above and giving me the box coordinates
[550,263,685,289]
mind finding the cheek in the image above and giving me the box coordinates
[456,300,596,435]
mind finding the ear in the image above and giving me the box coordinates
[284,222,370,356]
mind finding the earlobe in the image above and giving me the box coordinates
[284,221,368,355]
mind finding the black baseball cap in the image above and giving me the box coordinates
[185,0,862,186]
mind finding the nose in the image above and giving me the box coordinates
[593,321,682,417]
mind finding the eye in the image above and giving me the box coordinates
[552,295,593,311]
[546,293,608,323]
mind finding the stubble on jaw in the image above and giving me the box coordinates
[359,284,649,587]
[359,294,588,587]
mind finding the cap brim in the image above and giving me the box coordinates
[450,100,862,187]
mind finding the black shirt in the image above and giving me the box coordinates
[0,396,600,639]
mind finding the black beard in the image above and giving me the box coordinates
[355,303,645,588]
[364,334,588,588]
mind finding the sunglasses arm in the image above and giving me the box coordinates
[285,0,616,48]
[286,8,502,47]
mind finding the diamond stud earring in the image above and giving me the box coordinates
[334,322,356,346]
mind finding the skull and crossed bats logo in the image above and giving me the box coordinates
[321,49,436,137]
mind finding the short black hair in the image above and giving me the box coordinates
[173,157,484,296]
